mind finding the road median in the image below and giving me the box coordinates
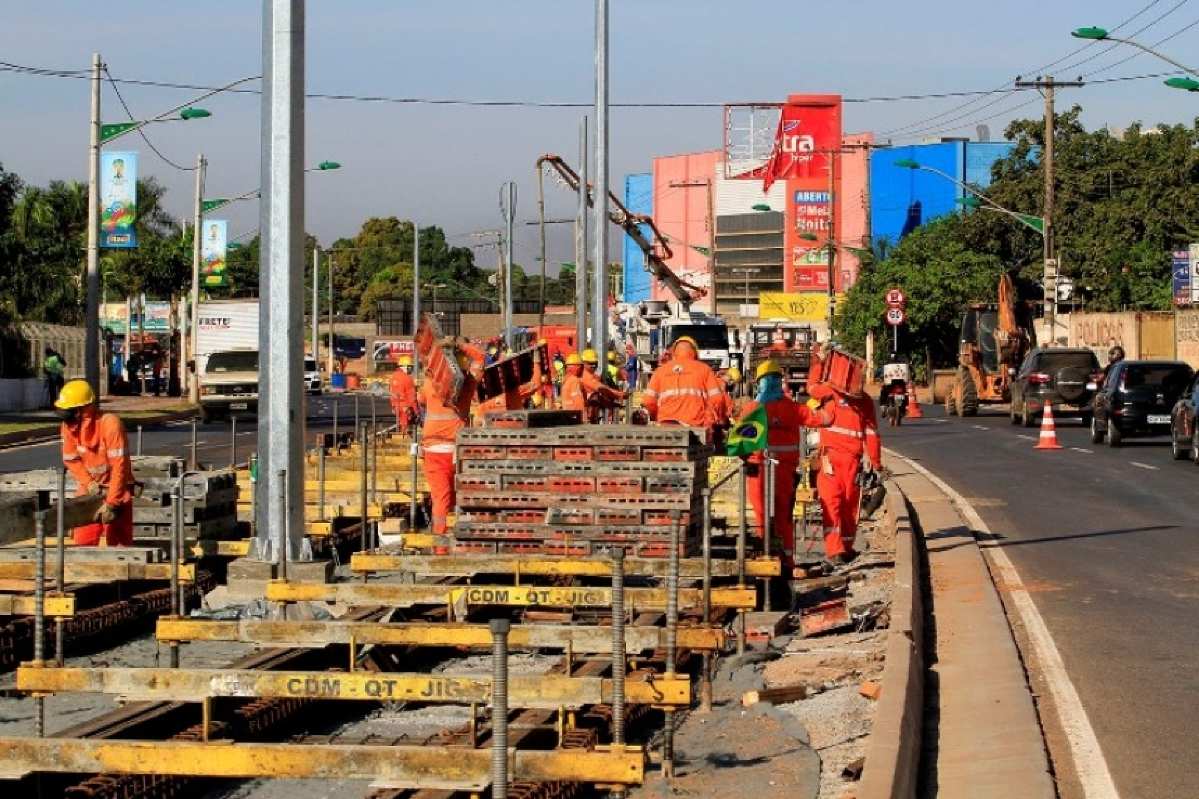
[0,405,197,450]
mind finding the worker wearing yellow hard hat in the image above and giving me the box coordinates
[56,379,135,547]
[390,353,418,436]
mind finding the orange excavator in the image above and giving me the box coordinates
[945,272,1035,416]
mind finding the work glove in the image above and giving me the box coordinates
[93,503,118,525]
[85,481,104,497]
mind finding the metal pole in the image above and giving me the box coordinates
[55,468,66,666]
[737,461,748,656]
[257,0,306,560]
[359,421,369,558]
[763,458,774,612]
[826,156,837,337]
[610,548,626,746]
[170,477,182,668]
[318,439,326,522]
[412,222,421,377]
[575,117,589,351]
[327,251,335,377]
[332,394,339,448]
[229,414,237,468]
[500,182,516,349]
[34,510,46,738]
[189,417,198,470]
[354,393,360,432]
[489,618,511,799]
[700,487,713,713]
[312,247,320,368]
[663,509,680,780]
[136,424,143,456]
[278,469,289,582]
[188,154,206,404]
[85,53,101,395]
[537,162,547,330]
[409,424,420,531]
[592,0,610,354]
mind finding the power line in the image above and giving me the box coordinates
[103,66,196,172]
[1082,14,1199,78]
[1055,0,1190,75]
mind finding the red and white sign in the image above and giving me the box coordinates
[754,97,842,191]
[885,288,907,307]
[885,307,906,327]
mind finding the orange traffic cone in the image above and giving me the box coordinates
[1034,402,1063,450]
[906,389,924,419]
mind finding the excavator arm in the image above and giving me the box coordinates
[536,154,706,309]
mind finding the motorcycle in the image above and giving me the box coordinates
[884,380,908,427]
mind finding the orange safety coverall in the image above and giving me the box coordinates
[581,369,623,422]
[62,407,134,546]
[741,398,830,568]
[389,369,418,434]
[807,381,882,559]
[420,379,471,539]
[560,370,586,414]
[642,350,724,429]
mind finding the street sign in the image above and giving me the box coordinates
[885,307,906,327]
[885,288,906,307]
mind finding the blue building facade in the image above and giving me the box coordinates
[621,173,653,303]
[870,141,1025,251]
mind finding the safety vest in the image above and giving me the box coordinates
[389,369,416,409]
[420,381,469,453]
[61,411,133,506]
[643,354,724,428]
[808,385,881,467]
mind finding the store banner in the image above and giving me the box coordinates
[759,291,831,322]
[1173,250,1190,306]
[100,151,138,248]
[756,98,842,192]
[201,220,228,287]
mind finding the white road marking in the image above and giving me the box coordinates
[972,425,989,431]
[887,449,1121,799]
[1070,447,1093,454]
[1016,434,1036,441]
[1130,461,1158,471]
[928,418,950,424]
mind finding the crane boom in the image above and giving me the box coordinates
[536,154,705,308]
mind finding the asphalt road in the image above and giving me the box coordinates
[0,393,391,473]
[886,404,1198,799]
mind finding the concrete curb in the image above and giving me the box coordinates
[857,480,923,799]
[0,409,197,450]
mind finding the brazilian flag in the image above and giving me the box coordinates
[726,404,768,457]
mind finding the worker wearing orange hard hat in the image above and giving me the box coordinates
[389,355,418,436]
[56,379,135,546]
[419,343,484,541]
[642,336,725,430]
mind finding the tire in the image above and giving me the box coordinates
[1055,366,1090,404]
[1172,422,1189,460]
[1107,421,1123,447]
[1010,401,1020,424]
[1090,414,1104,444]
[958,370,979,417]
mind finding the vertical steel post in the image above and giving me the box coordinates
[257,0,306,563]
[188,154,206,404]
[663,509,680,780]
[332,395,339,447]
[317,439,327,521]
[409,424,420,531]
[575,117,589,350]
[610,548,626,747]
[371,420,379,512]
[700,487,713,712]
[85,53,101,395]
[170,476,183,668]
[489,618,510,799]
[737,461,748,655]
[825,154,837,336]
[359,421,369,558]
[592,0,609,353]
[189,418,198,470]
[55,468,66,666]
[354,393,360,433]
[229,415,237,468]
[412,223,421,376]
[500,182,516,349]
[312,247,320,368]
[136,425,143,456]
[327,251,335,377]
[34,509,46,738]
[278,469,289,583]
[249,453,257,537]
[763,458,774,612]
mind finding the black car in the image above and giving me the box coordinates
[1010,347,1102,427]
[1091,360,1192,447]
[1169,372,1199,461]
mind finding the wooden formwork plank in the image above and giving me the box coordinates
[351,552,781,579]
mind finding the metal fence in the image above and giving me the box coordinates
[376,299,542,337]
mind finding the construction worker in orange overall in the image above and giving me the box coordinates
[641,337,725,430]
[56,379,135,546]
[389,355,418,436]
[807,351,882,565]
[420,345,484,540]
[740,360,832,570]
[580,349,626,422]
[560,353,587,415]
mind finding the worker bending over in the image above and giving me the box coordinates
[642,337,725,430]
[420,346,483,539]
[560,349,624,422]
[389,355,418,435]
[740,361,831,570]
[808,352,882,565]
[56,379,134,546]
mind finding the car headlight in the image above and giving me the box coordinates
[201,386,215,396]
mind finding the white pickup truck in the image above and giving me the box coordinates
[199,349,258,421]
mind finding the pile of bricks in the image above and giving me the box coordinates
[451,413,711,557]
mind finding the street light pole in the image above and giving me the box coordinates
[85,52,102,395]
[500,183,516,348]
[825,156,837,337]
[412,221,420,347]
[592,0,610,355]
[575,117,589,351]
[327,252,335,377]
[188,154,206,404]
[311,247,319,363]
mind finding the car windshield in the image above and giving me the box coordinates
[1123,364,1192,391]
[1037,351,1098,371]
[304,359,317,372]
[207,351,258,373]
[668,325,728,350]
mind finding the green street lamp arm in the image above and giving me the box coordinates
[1071,28,1199,78]
[898,159,1044,235]
[101,74,257,144]
[205,163,339,213]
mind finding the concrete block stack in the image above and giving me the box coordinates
[452,413,711,557]
[132,468,240,544]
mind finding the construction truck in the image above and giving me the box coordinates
[945,273,1035,416]
[744,321,817,395]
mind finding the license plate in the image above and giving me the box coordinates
[1147,415,1170,424]
[230,403,248,411]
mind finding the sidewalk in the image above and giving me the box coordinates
[0,395,197,448]
[888,454,1055,799]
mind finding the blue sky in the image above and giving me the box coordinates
[2,1,1196,272]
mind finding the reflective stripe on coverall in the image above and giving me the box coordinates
[62,408,134,546]
[642,351,724,429]
[420,380,471,540]
[389,369,417,433]
[808,381,882,558]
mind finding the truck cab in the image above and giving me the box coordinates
[199,349,259,422]
[745,321,816,394]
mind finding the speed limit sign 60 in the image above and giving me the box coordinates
[885,288,906,307]
[885,307,906,326]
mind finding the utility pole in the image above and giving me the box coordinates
[1014,75,1083,347]
[667,178,718,313]
[327,251,335,377]
[85,53,102,395]
[257,0,305,563]
[499,183,517,348]
[826,156,837,337]
[592,0,610,355]
[412,221,420,352]
[311,247,319,363]
[188,154,206,404]
[575,116,589,351]
[536,163,547,330]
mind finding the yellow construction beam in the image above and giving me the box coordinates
[0,738,645,788]
[265,580,758,611]
[352,553,781,579]
[156,618,725,653]
[190,540,251,558]
[0,594,74,617]
[16,666,689,708]
[0,562,194,584]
